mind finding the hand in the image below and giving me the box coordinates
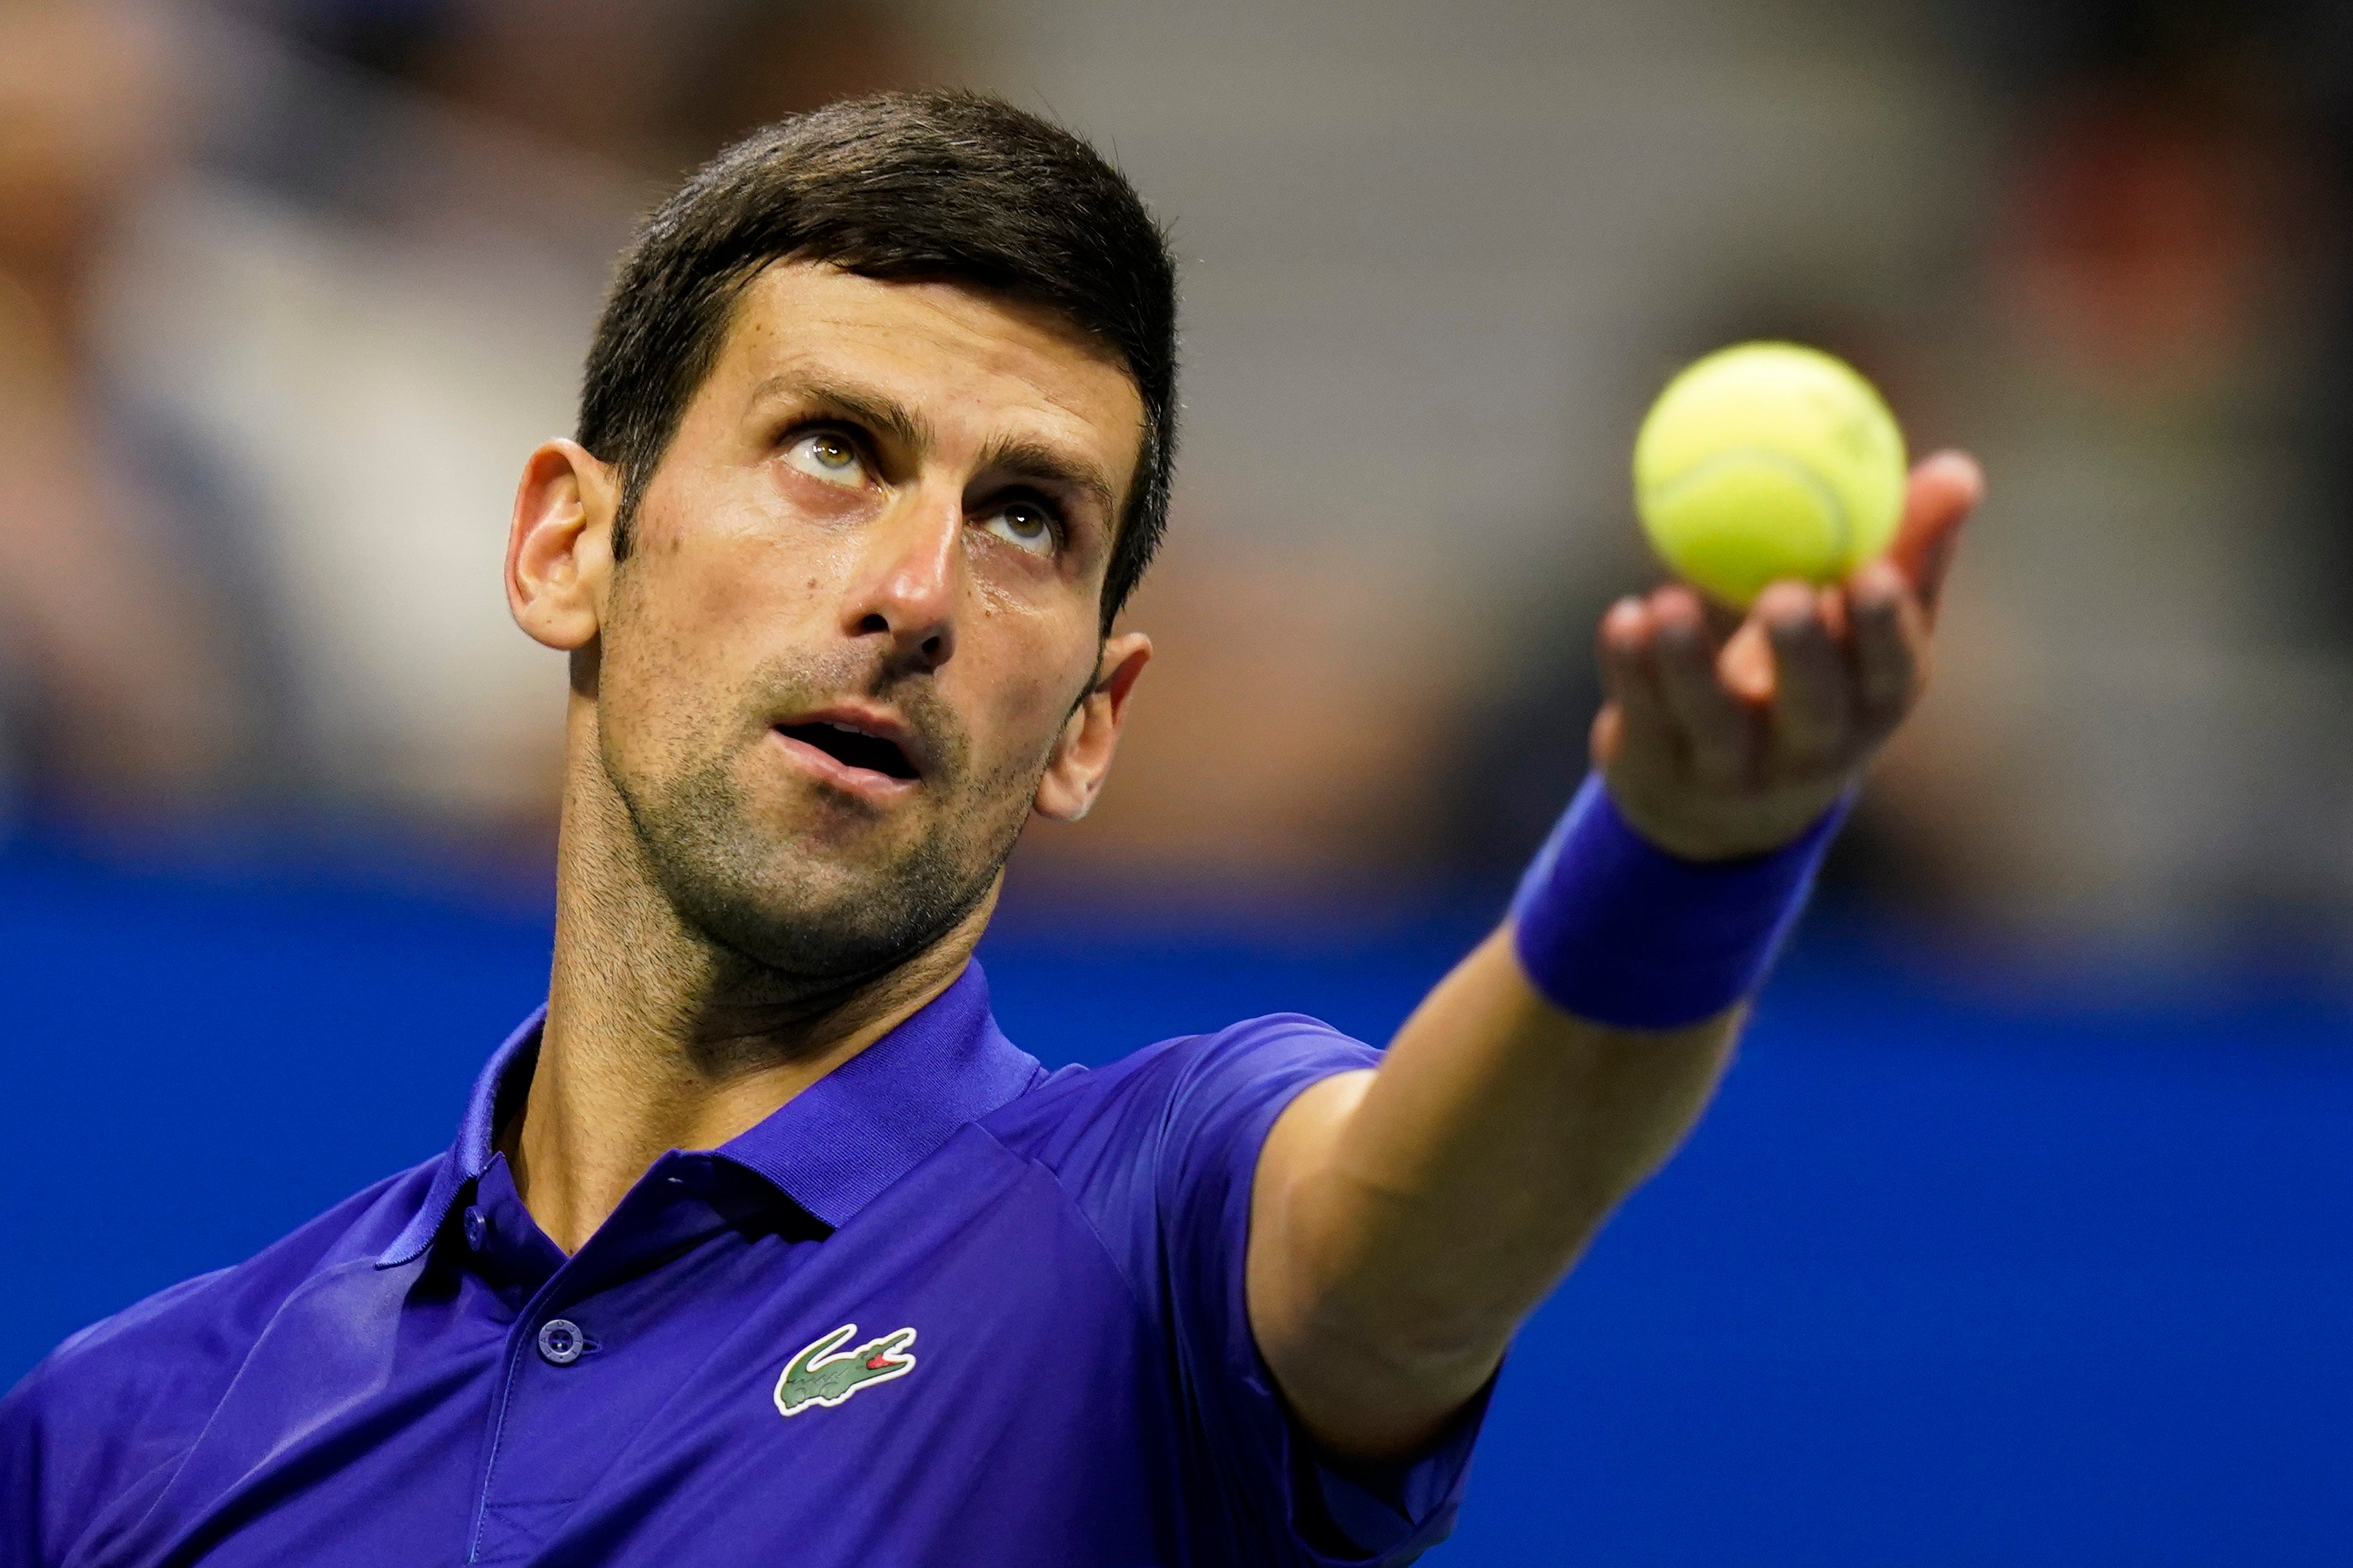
[1591,450,1984,860]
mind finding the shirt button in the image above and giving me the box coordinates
[536,1318,585,1365]
[462,1207,488,1252]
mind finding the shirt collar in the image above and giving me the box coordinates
[378,960,1039,1267]
[713,960,1043,1228]
[378,1007,545,1268]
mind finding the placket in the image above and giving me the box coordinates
[463,1150,789,1565]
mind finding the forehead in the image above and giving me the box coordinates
[706,261,1146,472]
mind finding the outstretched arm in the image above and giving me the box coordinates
[1247,452,1984,1461]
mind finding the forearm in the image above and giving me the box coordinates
[1248,454,1980,1463]
[1250,929,1738,1458]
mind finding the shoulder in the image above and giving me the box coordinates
[1,1157,441,1540]
[982,1013,1379,1174]
[33,1158,436,1379]
[975,1017,1378,1300]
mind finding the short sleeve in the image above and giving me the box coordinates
[1146,1015,1487,1567]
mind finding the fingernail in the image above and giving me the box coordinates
[1851,562,1903,607]
[1759,581,1811,626]
[1925,449,1987,495]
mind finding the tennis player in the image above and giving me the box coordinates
[1,93,1979,1567]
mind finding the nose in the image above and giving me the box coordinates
[844,490,960,673]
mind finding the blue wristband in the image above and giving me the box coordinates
[1509,773,1849,1030]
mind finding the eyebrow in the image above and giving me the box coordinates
[747,373,934,454]
[751,370,1122,524]
[973,436,1121,524]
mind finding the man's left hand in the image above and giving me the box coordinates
[1592,449,1984,861]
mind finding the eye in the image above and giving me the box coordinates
[979,499,1059,558]
[782,429,867,485]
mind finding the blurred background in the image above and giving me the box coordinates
[1,0,2347,1561]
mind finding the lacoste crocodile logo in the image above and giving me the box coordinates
[773,1324,918,1417]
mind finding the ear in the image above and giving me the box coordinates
[507,438,618,653]
[1034,631,1152,822]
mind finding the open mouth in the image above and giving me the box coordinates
[778,721,918,781]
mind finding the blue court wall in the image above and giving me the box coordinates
[1,844,2345,1565]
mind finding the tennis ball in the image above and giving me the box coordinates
[1632,342,1908,608]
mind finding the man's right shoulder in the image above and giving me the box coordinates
[1,1155,444,1540]
[39,1156,437,1370]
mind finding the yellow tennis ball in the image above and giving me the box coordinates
[1633,342,1908,608]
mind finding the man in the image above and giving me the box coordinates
[1,94,1980,1566]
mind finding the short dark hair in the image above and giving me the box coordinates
[578,92,1179,632]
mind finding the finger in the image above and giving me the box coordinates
[1697,594,1746,646]
[1846,558,1924,734]
[1593,595,1673,767]
[1757,580,1849,768]
[1716,617,1775,705]
[1648,584,1749,786]
[1886,449,1983,622]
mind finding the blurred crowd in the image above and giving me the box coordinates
[3,0,2351,935]
[0,0,924,855]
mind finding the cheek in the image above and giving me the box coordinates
[959,607,1097,782]
[601,521,846,759]
[595,573,724,775]
[652,465,857,608]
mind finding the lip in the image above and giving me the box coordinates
[768,701,927,803]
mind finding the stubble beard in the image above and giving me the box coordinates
[602,652,1041,1001]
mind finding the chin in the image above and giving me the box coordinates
[686,838,985,982]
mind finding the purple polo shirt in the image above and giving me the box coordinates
[2,963,1484,1567]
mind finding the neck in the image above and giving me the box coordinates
[511,735,993,1254]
